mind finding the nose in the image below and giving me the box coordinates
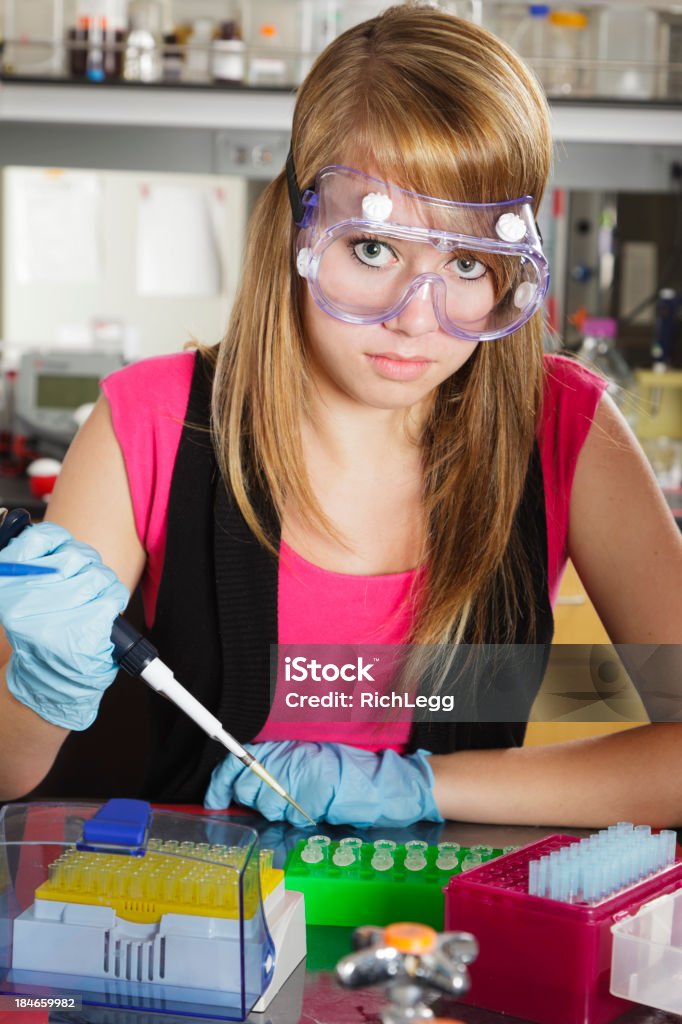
[382,281,440,337]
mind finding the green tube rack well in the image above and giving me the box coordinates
[284,839,507,930]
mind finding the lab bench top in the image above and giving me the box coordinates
[233,814,682,1024]
[112,815,679,1024]
[23,811,682,1024]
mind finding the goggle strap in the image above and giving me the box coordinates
[286,148,308,227]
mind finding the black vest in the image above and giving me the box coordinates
[143,353,554,802]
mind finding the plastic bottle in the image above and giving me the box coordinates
[545,10,590,96]
[576,317,634,407]
[85,16,106,81]
[510,5,551,88]
[595,6,659,99]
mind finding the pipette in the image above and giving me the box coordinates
[111,618,316,825]
[0,507,316,827]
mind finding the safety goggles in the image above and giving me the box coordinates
[288,160,549,342]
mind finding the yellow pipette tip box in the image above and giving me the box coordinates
[0,800,305,1021]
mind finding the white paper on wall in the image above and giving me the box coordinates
[13,170,102,285]
[135,182,226,297]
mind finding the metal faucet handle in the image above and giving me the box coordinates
[336,921,478,998]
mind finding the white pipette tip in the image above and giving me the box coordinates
[139,660,318,826]
[241,752,317,827]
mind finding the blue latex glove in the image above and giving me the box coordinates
[0,522,129,730]
[204,740,444,828]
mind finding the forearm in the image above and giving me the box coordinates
[0,666,68,801]
[430,724,682,828]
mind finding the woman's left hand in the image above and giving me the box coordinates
[204,740,443,828]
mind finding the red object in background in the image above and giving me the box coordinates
[568,305,589,334]
[27,475,57,499]
[546,294,558,333]
[0,435,41,479]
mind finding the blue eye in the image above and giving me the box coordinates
[352,240,395,268]
[453,256,487,280]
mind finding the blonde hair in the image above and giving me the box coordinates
[207,3,552,646]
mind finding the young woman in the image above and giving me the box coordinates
[0,5,680,827]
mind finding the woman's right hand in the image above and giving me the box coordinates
[0,522,129,731]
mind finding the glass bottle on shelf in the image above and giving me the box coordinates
[183,17,214,83]
[102,9,126,81]
[510,4,551,89]
[124,0,163,82]
[161,32,182,80]
[211,19,245,84]
[68,15,91,78]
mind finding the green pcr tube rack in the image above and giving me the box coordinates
[284,836,509,930]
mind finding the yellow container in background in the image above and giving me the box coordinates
[633,369,682,440]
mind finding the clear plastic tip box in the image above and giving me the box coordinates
[0,800,305,1021]
[611,886,682,1015]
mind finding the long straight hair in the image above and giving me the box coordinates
[207,4,553,646]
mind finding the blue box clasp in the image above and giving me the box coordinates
[78,798,152,855]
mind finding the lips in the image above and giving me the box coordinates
[366,352,433,382]
[371,352,432,362]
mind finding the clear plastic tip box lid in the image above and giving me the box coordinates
[0,800,278,1020]
[611,886,682,1015]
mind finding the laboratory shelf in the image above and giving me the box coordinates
[0,78,681,187]
[0,77,297,131]
[0,77,680,141]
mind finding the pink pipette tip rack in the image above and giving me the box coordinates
[444,826,682,1024]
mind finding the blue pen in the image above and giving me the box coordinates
[0,564,56,576]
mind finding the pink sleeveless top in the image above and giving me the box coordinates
[102,351,607,752]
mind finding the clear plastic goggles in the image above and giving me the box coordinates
[290,165,549,342]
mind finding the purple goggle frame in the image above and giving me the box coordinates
[287,156,550,342]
